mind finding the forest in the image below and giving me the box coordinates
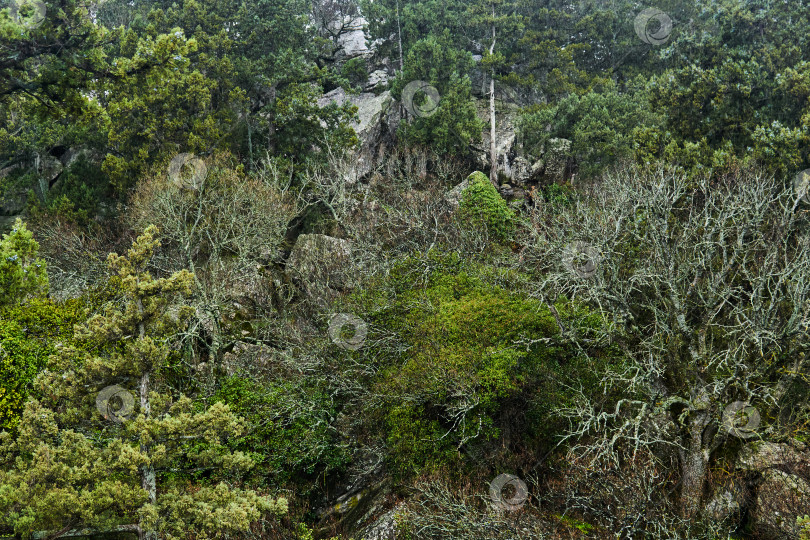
[1,0,810,538]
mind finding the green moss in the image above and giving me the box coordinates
[456,171,516,243]
[555,513,596,533]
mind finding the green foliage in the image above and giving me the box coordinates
[0,227,287,538]
[392,33,483,157]
[351,252,610,479]
[799,515,810,540]
[269,82,359,166]
[520,84,657,178]
[541,182,576,207]
[456,171,515,243]
[644,0,810,176]
[342,58,369,90]
[0,297,88,432]
[0,320,42,432]
[213,375,350,486]
[0,219,47,308]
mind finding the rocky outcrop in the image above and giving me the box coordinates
[741,441,810,539]
[316,477,395,539]
[444,173,475,211]
[751,469,810,539]
[358,503,404,540]
[472,95,572,187]
[317,82,572,189]
[709,439,810,539]
[705,480,746,524]
[365,69,390,93]
[287,233,355,295]
[0,148,100,231]
[738,441,809,471]
[336,15,371,61]
[318,88,397,179]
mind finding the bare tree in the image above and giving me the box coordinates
[128,153,299,373]
[520,165,810,520]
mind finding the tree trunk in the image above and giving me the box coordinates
[680,410,710,519]
[396,0,404,72]
[488,17,497,187]
[137,299,157,540]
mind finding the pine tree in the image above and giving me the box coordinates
[0,226,287,539]
[0,218,48,308]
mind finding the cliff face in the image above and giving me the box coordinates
[315,0,572,196]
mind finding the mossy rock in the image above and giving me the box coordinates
[456,171,516,242]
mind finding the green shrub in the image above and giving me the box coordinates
[0,219,48,308]
[456,171,516,243]
[212,375,350,487]
[393,33,483,158]
[799,515,810,540]
[0,297,87,431]
[350,252,614,479]
[519,84,656,178]
[341,57,368,89]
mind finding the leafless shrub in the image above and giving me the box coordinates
[128,152,300,372]
[396,478,556,539]
[553,445,724,539]
[32,214,131,299]
[299,144,497,288]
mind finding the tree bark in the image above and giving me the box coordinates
[680,409,710,519]
[136,299,157,540]
[396,0,404,72]
[488,15,497,187]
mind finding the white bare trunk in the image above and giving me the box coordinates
[488,17,497,186]
[396,0,403,72]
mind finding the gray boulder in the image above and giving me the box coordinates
[750,469,810,539]
[318,88,395,178]
[444,177,471,211]
[738,441,809,471]
[365,69,390,92]
[287,234,355,292]
[734,440,810,539]
[705,480,746,524]
[542,137,572,183]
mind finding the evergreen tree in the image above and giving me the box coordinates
[0,226,286,539]
[391,33,484,158]
[0,219,47,308]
